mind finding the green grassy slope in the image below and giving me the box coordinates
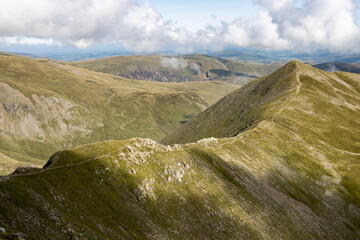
[72,54,283,85]
[0,60,359,239]
[161,61,360,145]
[0,52,238,175]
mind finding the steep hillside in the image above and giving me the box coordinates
[162,61,360,145]
[0,52,238,175]
[72,54,282,85]
[0,61,359,239]
[314,62,360,74]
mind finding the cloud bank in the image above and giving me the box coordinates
[0,0,188,51]
[201,0,360,52]
[0,0,359,53]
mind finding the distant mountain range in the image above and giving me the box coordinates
[10,48,360,65]
[210,49,360,64]
[71,54,283,86]
[1,60,359,239]
[313,62,360,74]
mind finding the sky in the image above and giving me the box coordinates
[0,0,360,54]
[149,0,263,32]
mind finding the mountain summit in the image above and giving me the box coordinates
[161,60,360,147]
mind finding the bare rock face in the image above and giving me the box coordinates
[164,162,190,183]
[0,82,101,141]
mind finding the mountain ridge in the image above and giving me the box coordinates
[161,60,303,144]
[161,60,360,148]
[0,60,359,239]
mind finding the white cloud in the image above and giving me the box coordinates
[69,39,94,49]
[222,11,290,49]
[0,0,359,53]
[0,0,188,52]
[254,0,360,52]
[160,57,188,69]
[0,37,61,46]
[200,0,360,52]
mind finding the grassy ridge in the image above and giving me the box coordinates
[161,61,360,147]
[0,61,359,239]
[0,52,238,174]
[0,130,359,238]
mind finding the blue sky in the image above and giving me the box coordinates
[0,0,360,54]
[149,0,360,31]
[149,0,262,32]
[356,0,360,24]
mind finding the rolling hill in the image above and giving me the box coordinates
[0,61,359,239]
[313,62,360,74]
[0,52,238,175]
[71,54,283,85]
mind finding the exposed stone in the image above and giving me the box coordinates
[135,178,156,201]
[164,162,190,183]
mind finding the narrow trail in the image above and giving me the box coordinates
[105,92,115,107]
[120,110,136,130]
[217,68,358,156]
[103,92,136,130]
[1,140,132,180]
[268,71,302,135]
